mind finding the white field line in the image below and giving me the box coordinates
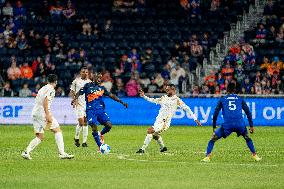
[113,153,278,167]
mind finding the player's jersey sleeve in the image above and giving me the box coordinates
[242,99,253,127]
[143,95,163,104]
[177,98,197,121]
[79,83,88,95]
[70,79,76,91]
[212,99,222,128]
[102,86,110,96]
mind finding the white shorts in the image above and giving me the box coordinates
[74,106,86,119]
[152,118,171,134]
[32,115,59,133]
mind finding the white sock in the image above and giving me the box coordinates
[141,134,153,150]
[55,132,65,155]
[26,137,41,153]
[82,126,88,143]
[74,124,82,139]
[157,136,165,149]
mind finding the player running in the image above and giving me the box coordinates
[70,67,91,147]
[21,74,74,160]
[202,83,261,162]
[136,84,201,154]
[71,72,128,149]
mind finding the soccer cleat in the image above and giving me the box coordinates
[201,156,211,162]
[253,154,262,161]
[21,151,32,160]
[160,147,168,153]
[59,153,74,159]
[82,143,88,147]
[136,149,145,154]
[74,138,80,147]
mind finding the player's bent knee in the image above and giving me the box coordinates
[105,121,112,128]
[51,127,61,133]
[243,135,252,141]
[36,133,44,140]
[147,127,155,134]
[152,134,159,140]
[211,134,219,141]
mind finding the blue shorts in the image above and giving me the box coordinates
[215,120,248,138]
[86,109,110,125]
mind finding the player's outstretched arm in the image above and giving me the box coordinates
[178,99,201,126]
[139,89,162,104]
[242,100,254,134]
[212,100,222,131]
[109,93,128,108]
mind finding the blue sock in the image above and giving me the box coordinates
[246,139,256,154]
[206,140,215,156]
[101,127,111,135]
[92,131,102,147]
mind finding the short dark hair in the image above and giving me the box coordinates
[227,83,236,93]
[167,84,176,89]
[47,74,58,83]
[81,66,88,71]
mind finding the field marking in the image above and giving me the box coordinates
[115,154,278,167]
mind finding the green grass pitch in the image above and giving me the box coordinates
[0,125,284,189]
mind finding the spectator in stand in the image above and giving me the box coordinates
[14,1,27,21]
[19,83,32,97]
[141,47,155,77]
[161,64,171,80]
[139,73,151,90]
[129,47,140,60]
[241,77,253,94]
[191,85,200,97]
[204,70,216,92]
[154,73,164,90]
[0,72,5,89]
[0,81,14,97]
[112,77,126,97]
[260,57,270,72]
[267,63,280,77]
[50,1,63,18]
[32,83,41,97]
[147,77,158,93]
[210,0,221,11]
[82,20,92,36]
[235,64,245,85]
[32,56,43,73]
[276,28,284,42]
[271,71,280,89]
[102,70,113,92]
[170,64,186,90]
[63,0,76,19]
[125,74,140,96]
[189,0,201,19]
[2,1,13,17]
[104,19,113,33]
[7,57,21,80]
[34,62,47,81]
[55,86,65,96]
[272,56,283,70]
[266,26,277,41]
[254,82,262,94]
[255,23,267,40]
[221,63,234,81]
[20,62,33,79]
[216,72,224,87]
[17,33,28,50]
[180,0,190,10]
[190,41,203,66]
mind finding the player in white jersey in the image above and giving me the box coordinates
[136,84,201,153]
[70,67,91,147]
[21,74,74,160]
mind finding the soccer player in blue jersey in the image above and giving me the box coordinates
[71,72,128,149]
[202,83,261,162]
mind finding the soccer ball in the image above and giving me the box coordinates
[100,144,111,154]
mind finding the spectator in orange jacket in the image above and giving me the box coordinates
[20,62,33,79]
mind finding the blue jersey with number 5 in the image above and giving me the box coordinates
[212,94,253,127]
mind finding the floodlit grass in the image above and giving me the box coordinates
[0,125,283,189]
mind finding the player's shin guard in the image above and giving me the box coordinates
[101,126,111,135]
[245,138,256,155]
[82,126,88,143]
[75,124,82,140]
[26,137,41,153]
[141,134,153,150]
[92,131,102,147]
[55,132,65,155]
[206,140,215,156]
[157,136,165,149]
